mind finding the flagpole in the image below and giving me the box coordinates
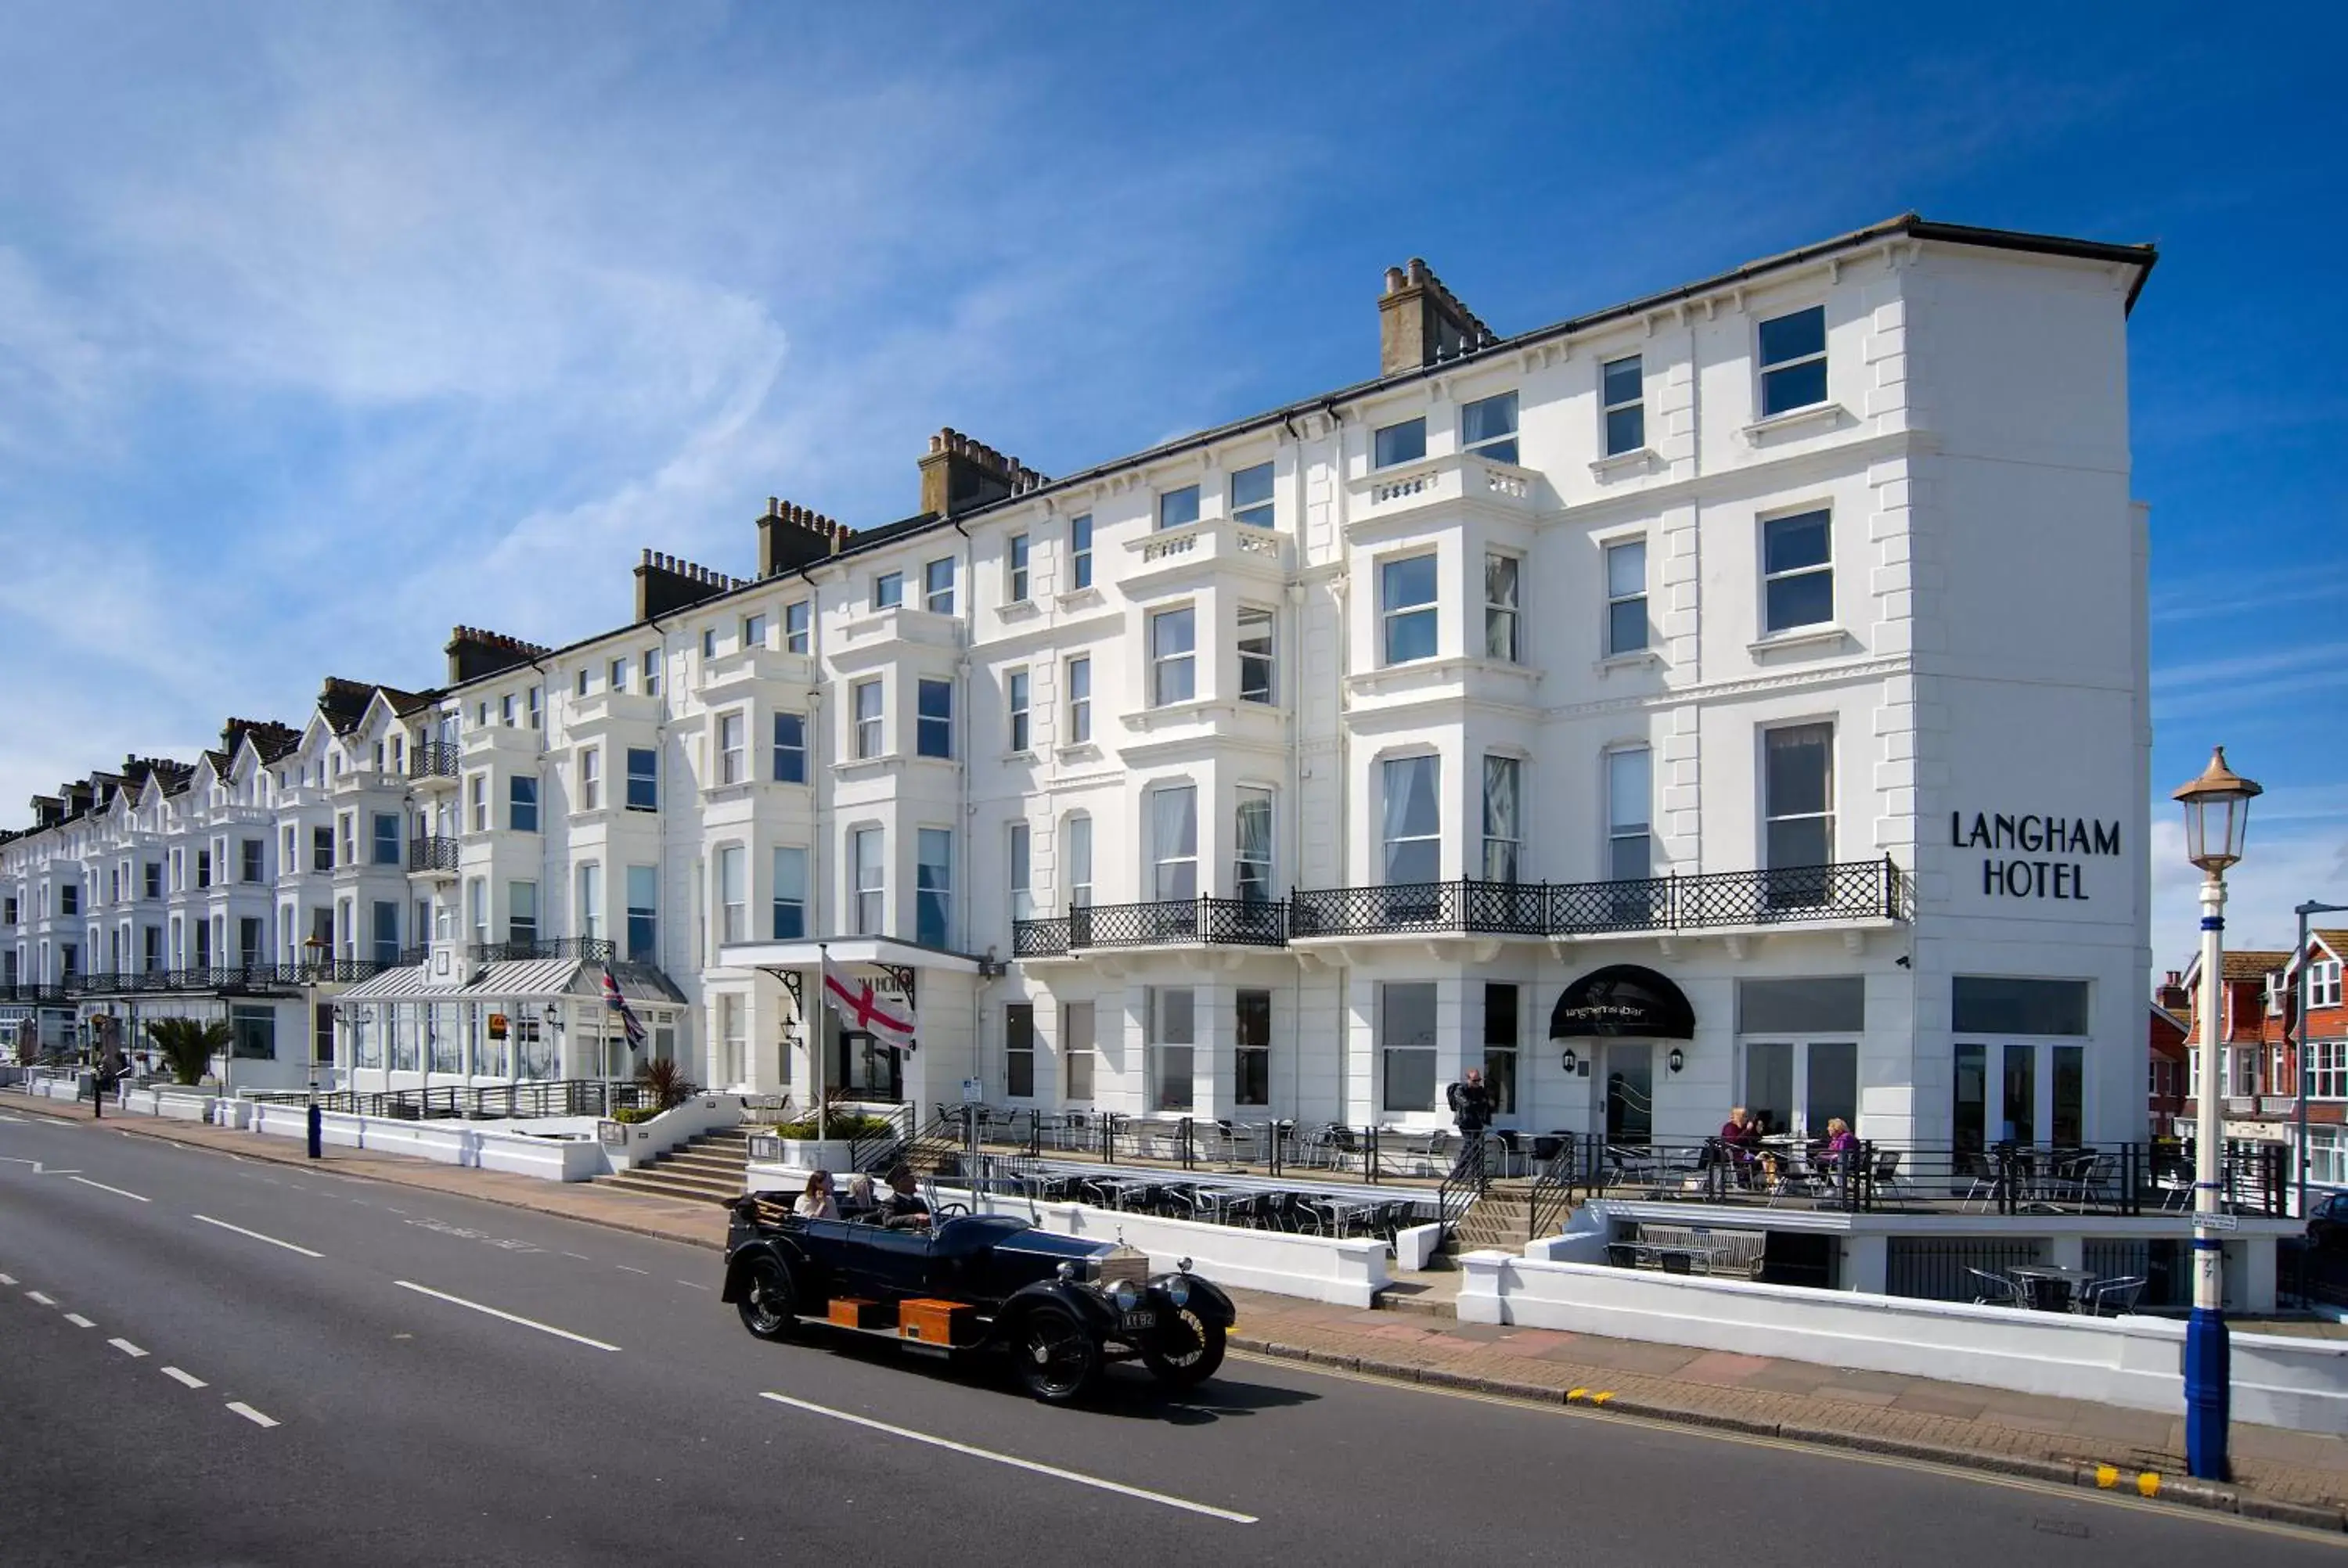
[816,943,828,1144]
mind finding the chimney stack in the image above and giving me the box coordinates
[445,626,553,685]
[918,428,1046,520]
[632,549,747,624]
[1377,257,1496,377]
[758,496,852,578]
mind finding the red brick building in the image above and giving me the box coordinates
[2166,930,2348,1200]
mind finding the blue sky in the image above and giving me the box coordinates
[1,2,2341,967]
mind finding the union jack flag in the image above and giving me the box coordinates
[602,966,647,1050]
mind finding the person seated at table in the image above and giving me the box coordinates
[1816,1117,1857,1158]
[794,1168,838,1221]
[880,1163,932,1230]
[1718,1106,1763,1185]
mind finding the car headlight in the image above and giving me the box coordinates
[1110,1279,1142,1311]
[1164,1275,1192,1309]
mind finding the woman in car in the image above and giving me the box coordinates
[794,1169,839,1220]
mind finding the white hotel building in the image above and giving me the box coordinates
[2,214,2160,1163]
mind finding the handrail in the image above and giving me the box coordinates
[1434,1131,1489,1245]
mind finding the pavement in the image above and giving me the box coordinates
[6,1089,2348,1554]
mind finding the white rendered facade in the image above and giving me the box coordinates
[1,217,2157,1158]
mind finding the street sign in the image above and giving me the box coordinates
[488,1013,509,1039]
[960,1077,983,1103]
[2195,1212,2241,1231]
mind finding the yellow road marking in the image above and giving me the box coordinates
[2138,1472,2161,1498]
[1591,1391,1614,1405]
[2096,1464,2119,1488]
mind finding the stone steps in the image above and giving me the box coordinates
[596,1129,752,1207]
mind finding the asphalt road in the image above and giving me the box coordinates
[0,1109,2335,1566]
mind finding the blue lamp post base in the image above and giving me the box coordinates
[2184,1298,2231,1480]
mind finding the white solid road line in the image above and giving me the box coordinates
[26,1290,56,1306]
[193,1214,325,1259]
[67,1176,150,1203]
[393,1281,621,1353]
[162,1366,207,1390]
[757,1392,1259,1524]
[64,1313,95,1329]
[225,1401,279,1429]
[110,1338,148,1358]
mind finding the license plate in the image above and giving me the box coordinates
[1122,1309,1158,1330]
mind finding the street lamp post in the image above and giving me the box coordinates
[2173,745,2262,1483]
[2296,900,2348,1223]
[302,933,328,1160]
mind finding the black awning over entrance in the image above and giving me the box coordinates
[1549,964,1695,1041]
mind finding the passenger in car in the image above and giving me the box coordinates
[880,1163,932,1231]
[841,1173,879,1219]
[794,1169,839,1221]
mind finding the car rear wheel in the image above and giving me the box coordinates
[736,1257,798,1341]
[1141,1309,1226,1386]
[1015,1305,1100,1403]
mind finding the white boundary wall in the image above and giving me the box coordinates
[595,1095,744,1172]
[246,1101,606,1181]
[965,1192,1391,1307]
[1457,1250,2348,1434]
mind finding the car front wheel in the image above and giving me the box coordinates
[1141,1310,1226,1387]
[1015,1305,1100,1404]
[736,1257,798,1341]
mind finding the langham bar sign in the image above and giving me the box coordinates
[1953,811,2121,901]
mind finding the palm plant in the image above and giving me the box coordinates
[147,1017,232,1087]
[634,1055,695,1111]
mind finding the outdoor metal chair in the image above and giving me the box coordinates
[1870,1147,1913,1201]
[1968,1268,2024,1307]
[1957,1151,2001,1213]
[2089,1275,2147,1316]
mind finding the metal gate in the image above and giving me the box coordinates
[1885,1236,2048,1301]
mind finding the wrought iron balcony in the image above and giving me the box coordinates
[409,741,462,780]
[1013,897,1288,958]
[467,936,616,966]
[0,983,73,1005]
[407,834,462,874]
[1290,858,1907,940]
[66,959,398,998]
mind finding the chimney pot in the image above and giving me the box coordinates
[1383,265,1406,295]
[766,496,780,517]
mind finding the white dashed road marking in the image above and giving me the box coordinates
[226,1402,279,1429]
[67,1176,150,1203]
[64,1313,95,1328]
[676,1280,710,1291]
[162,1366,207,1390]
[615,1264,649,1275]
[392,1281,621,1353]
[0,1272,15,1285]
[109,1338,148,1358]
[193,1214,324,1258]
[758,1392,1258,1523]
[26,1290,56,1306]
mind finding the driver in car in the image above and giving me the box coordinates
[880,1163,932,1231]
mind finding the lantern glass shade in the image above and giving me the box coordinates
[2172,746,2261,875]
[1667,1048,1685,1074]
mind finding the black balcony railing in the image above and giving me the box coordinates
[63,961,397,998]
[0,983,73,1005]
[407,834,461,873]
[468,937,616,966]
[1291,858,1905,941]
[1013,897,1287,957]
[409,741,462,779]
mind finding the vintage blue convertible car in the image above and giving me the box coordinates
[721,1195,1234,1402]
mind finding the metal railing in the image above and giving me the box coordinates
[1013,896,1288,956]
[1291,858,1905,940]
[250,1078,649,1120]
[409,741,462,779]
[1526,1133,1580,1240]
[1434,1131,1489,1244]
[1547,1137,2287,1219]
[466,937,616,966]
[67,960,398,996]
[0,984,74,1005]
[407,835,461,873]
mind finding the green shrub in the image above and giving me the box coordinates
[611,1106,662,1125]
[763,1113,899,1142]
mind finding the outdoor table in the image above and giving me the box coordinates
[2008,1263,2098,1312]
[1309,1196,1379,1237]
[1618,1240,1730,1274]
[1187,1186,1253,1224]
[1086,1175,1157,1210]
